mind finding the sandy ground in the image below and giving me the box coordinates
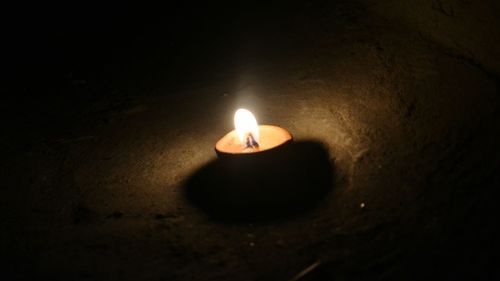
[3,2,500,280]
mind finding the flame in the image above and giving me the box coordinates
[234,108,260,145]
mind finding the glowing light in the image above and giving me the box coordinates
[234,108,260,145]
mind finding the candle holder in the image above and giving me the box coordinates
[215,109,293,156]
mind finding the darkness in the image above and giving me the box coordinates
[3,1,500,280]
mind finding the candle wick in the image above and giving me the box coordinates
[245,133,259,149]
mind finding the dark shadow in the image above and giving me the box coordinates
[183,141,334,222]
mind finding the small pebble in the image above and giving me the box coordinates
[249,242,255,247]
[360,203,365,209]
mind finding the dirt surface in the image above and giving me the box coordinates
[3,2,500,280]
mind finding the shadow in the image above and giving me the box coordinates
[183,141,334,222]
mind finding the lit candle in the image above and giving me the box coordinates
[215,108,292,156]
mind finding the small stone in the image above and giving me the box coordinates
[249,242,255,247]
[360,203,365,209]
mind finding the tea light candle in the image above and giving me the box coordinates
[215,108,292,156]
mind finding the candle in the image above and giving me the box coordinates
[215,108,292,156]
[184,108,330,221]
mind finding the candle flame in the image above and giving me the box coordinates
[234,108,260,145]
